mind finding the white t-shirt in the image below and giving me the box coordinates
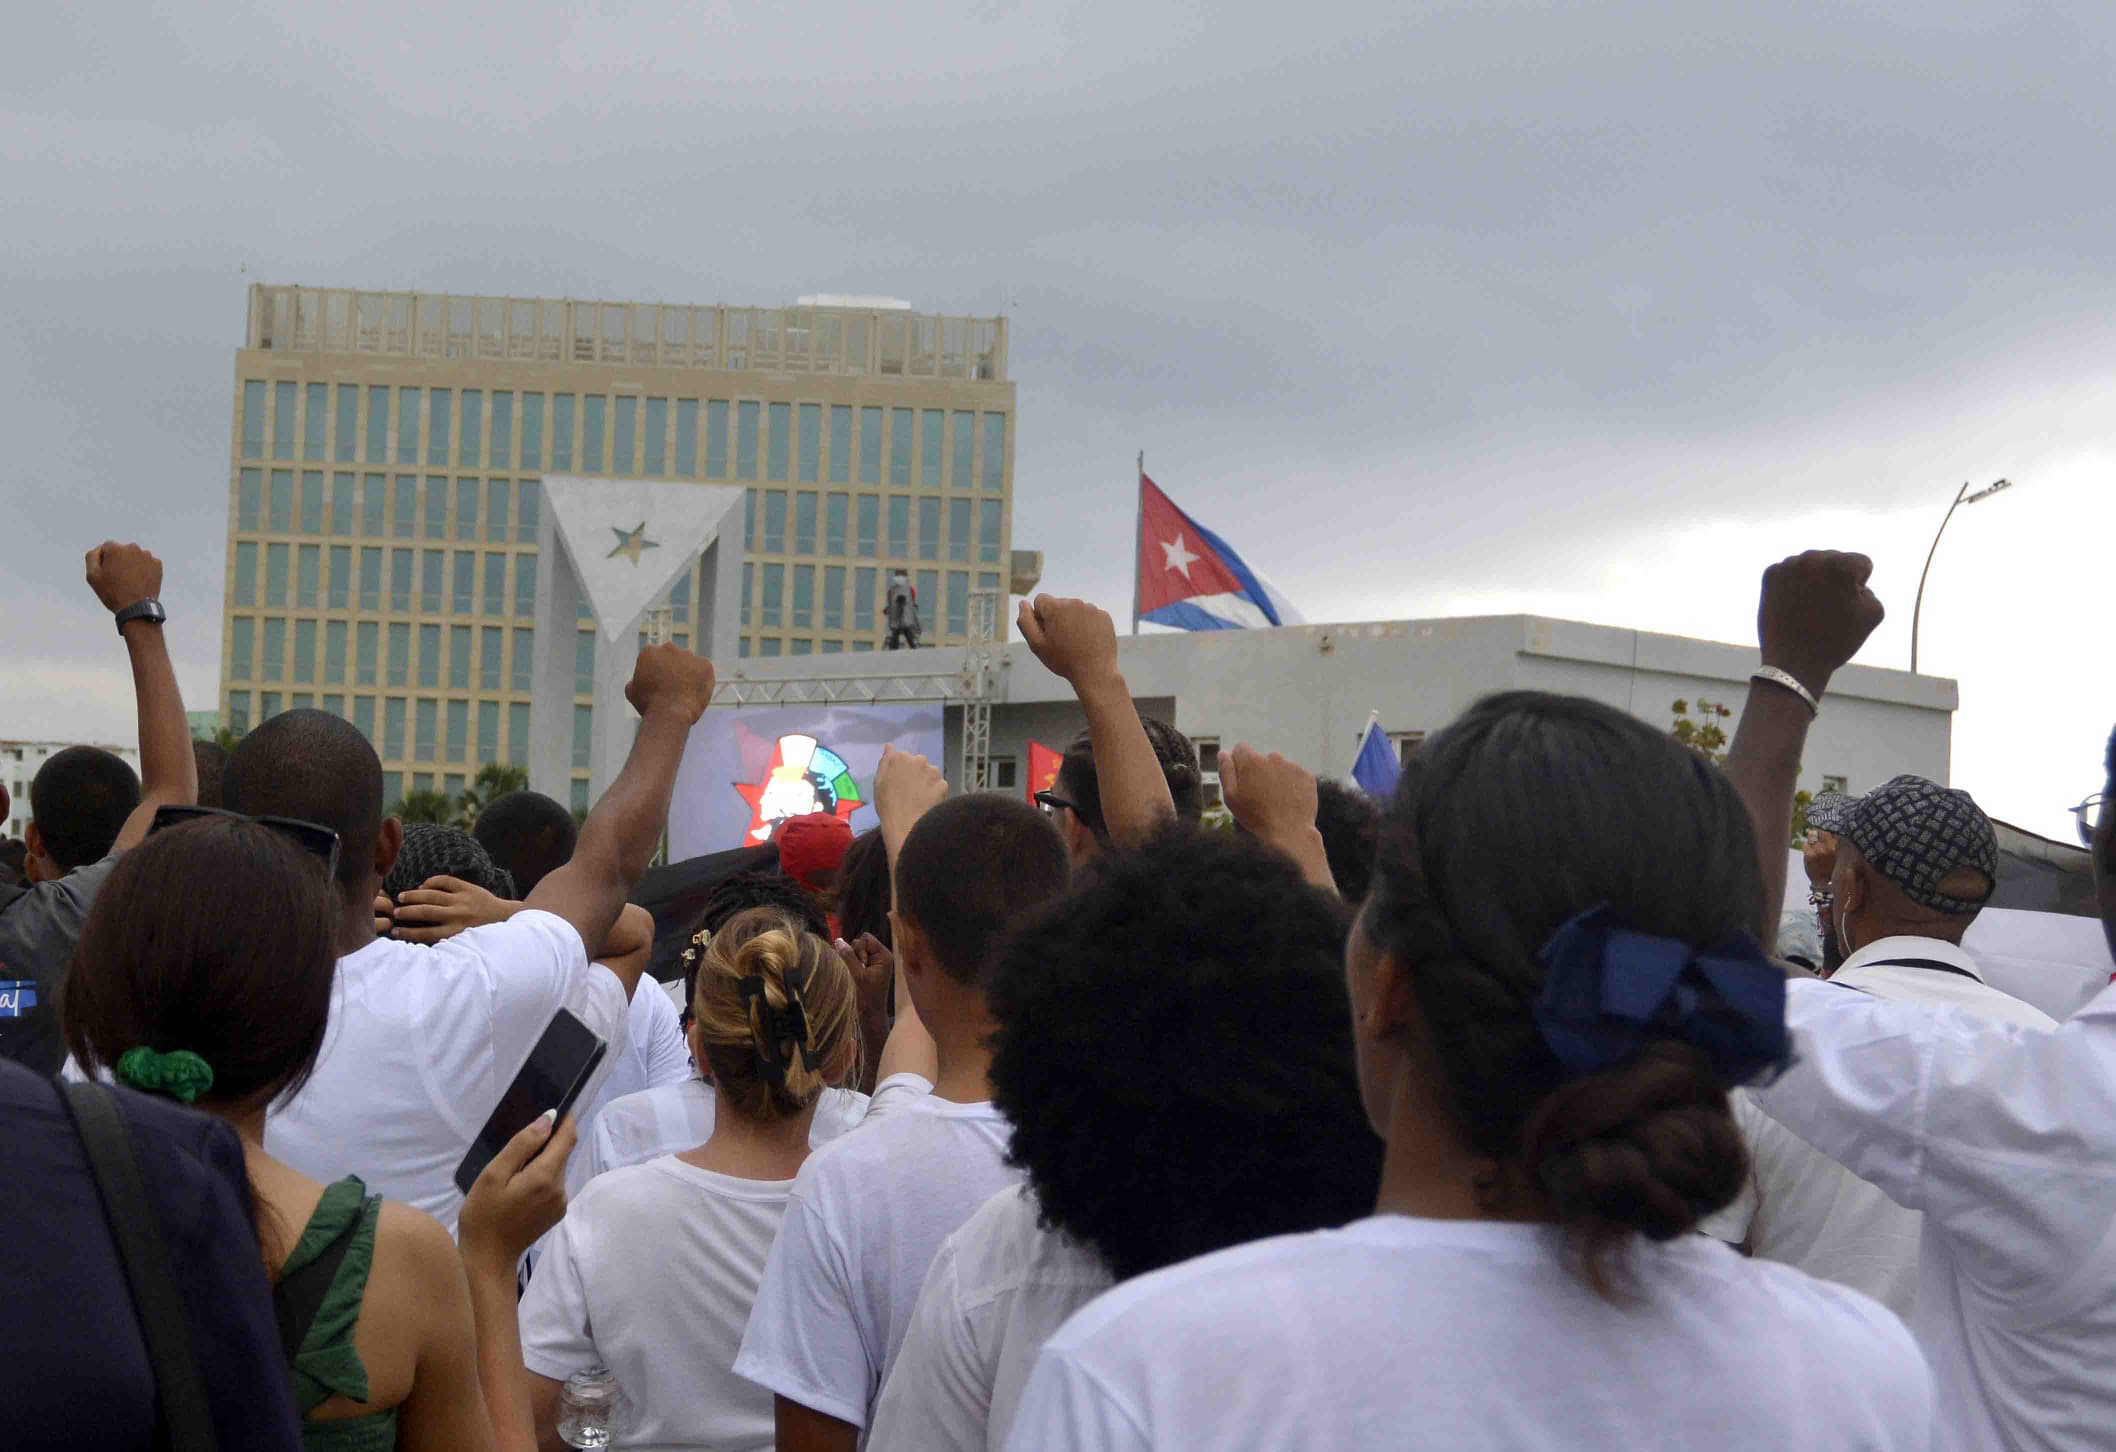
[1006,1216,1932,1452]
[1702,936,2056,1320]
[565,980,697,1197]
[266,911,628,1233]
[576,1077,872,1191]
[1753,974,2116,1452]
[734,1077,1022,1430]
[521,1155,793,1451]
[869,1184,1112,1452]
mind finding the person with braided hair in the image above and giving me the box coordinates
[1006,690,1933,1452]
[519,906,860,1452]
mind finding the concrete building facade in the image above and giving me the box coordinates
[706,614,1957,824]
[221,284,1016,809]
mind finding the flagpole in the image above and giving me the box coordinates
[1130,450,1144,635]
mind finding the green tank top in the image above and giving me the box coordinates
[279,1177,396,1452]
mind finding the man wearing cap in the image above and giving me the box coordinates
[1705,777,2056,1319]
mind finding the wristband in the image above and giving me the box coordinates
[1751,666,1819,716]
[114,598,168,634]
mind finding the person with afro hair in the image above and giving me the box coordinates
[868,826,1382,1450]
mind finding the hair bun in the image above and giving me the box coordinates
[1521,1040,1747,1281]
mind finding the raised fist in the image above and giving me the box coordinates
[1017,595,1120,687]
[86,542,163,615]
[1220,744,1319,845]
[873,746,948,836]
[625,644,717,724]
[1757,550,1885,698]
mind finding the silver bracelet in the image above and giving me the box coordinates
[1751,666,1819,716]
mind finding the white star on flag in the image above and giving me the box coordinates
[1160,533,1200,579]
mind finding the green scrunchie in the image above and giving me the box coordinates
[115,1047,215,1105]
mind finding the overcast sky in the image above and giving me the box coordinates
[7,2,2112,838]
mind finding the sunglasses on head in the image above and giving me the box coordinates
[1033,790,1080,820]
[149,805,342,880]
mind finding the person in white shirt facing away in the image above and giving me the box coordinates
[1705,776,2055,1319]
[232,644,720,1234]
[1007,689,1934,1452]
[1721,550,2116,1452]
[575,871,869,1193]
[520,906,861,1451]
[869,825,1384,1451]
[735,752,1072,1452]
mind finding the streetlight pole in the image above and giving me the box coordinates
[1910,478,2013,674]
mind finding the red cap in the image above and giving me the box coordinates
[777,812,854,893]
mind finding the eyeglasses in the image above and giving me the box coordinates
[149,805,342,880]
[1032,790,1080,820]
[2073,792,2107,850]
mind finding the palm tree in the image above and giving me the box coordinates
[397,789,457,826]
[455,762,531,828]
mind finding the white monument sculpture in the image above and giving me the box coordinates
[530,476,746,802]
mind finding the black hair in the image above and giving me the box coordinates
[222,710,382,899]
[681,869,831,1017]
[65,816,339,1111]
[990,827,1380,1282]
[473,790,579,897]
[897,794,1069,987]
[383,823,517,903]
[191,739,229,810]
[1055,718,1203,838]
[1312,778,1382,903]
[29,746,140,870]
[1362,691,1758,1292]
[834,828,894,948]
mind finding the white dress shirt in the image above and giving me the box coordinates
[1704,936,2055,1319]
[1753,971,2116,1451]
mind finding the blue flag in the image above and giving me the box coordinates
[1352,719,1401,798]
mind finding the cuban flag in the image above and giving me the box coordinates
[1136,474,1303,632]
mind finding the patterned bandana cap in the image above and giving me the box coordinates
[1839,774,1998,915]
[384,823,518,901]
[1805,791,1855,836]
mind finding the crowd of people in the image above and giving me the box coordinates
[3,538,2113,1451]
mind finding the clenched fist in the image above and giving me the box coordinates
[625,644,717,724]
[1757,551,1885,699]
[1018,595,1120,687]
[86,542,163,615]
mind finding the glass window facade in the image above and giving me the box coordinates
[265,543,288,606]
[483,553,506,615]
[356,622,377,685]
[512,628,534,691]
[798,404,821,484]
[982,413,1007,491]
[826,493,848,556]
[366,386,388,462]
[269,471,293,531]
[888,497,910,558]
[737,400,760,480]
[490,392,512,468]
[328,545,351,608]
[480,628,503,690]
[795,491,817,553]
[520,393,542,470]
[234,542,257,606]
[582,396,606,473]
[262,618,285,682]
[297,544,320,606]
[335,386,357,462]
[613,395,636,474]
[859,407,882,485]
[396,387,420,464]
[676,399,698,476]
[951,411,974,491]
[305,383,327,460]
[517,480,539,543]
[330,474,354,535]
[706,400,729,477]
[485,479,509,542]
[242,381,265,458]
[949,497,971,563]
[387,623,410,686]
[325,621,348,684]
[768,403,790,481]
[427,388,451,466]
[294,620,317,682]
[515,554,537,616]
[359,548,382,611]
[552,395,574,470]
[239,469,261,529]
[446,700,468,763]
[643,397,666,475]
[890,407,913,486]
[919,498,941,561]
[453,552,475,612]
[301,473,324,533]
[829,405,852,485]
[922,410,943,487]
[450,625,472,689]
[460,390,482,467]
[416,699,437,762]
[419,624,441,688]
[274,382,296,460]
[454,478,478,540]
[792,565,814,629]
[229,617,253,681]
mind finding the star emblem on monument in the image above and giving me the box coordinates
[1159,532,1199,579]
[607,521,661,566]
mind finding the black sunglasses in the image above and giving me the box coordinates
[150,805,342,880]
[1033,790,1080,819]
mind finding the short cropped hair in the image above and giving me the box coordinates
[896,794,1069,987]
[473,790,578,897]
[990,827,1381,1281]
[1055,717,1202,839]
[1312,779,1383,903]
[30,746,140,870]
[191,740,229,809]
[223,710,383,897]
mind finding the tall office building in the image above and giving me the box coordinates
[222,285,1015,810]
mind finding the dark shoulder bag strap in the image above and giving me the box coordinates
[60,1080,220,1452]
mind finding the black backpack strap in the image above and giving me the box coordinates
[274,1210,360,1367]
[61,1080,220,1452]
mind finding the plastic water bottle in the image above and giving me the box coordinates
[558,1366,627,1448]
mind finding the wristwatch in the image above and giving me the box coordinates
[114,598,168,633]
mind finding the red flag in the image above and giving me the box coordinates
[1027,741,1064,804]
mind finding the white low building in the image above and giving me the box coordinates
[707,613,1956,805]
[2,740,143,840]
